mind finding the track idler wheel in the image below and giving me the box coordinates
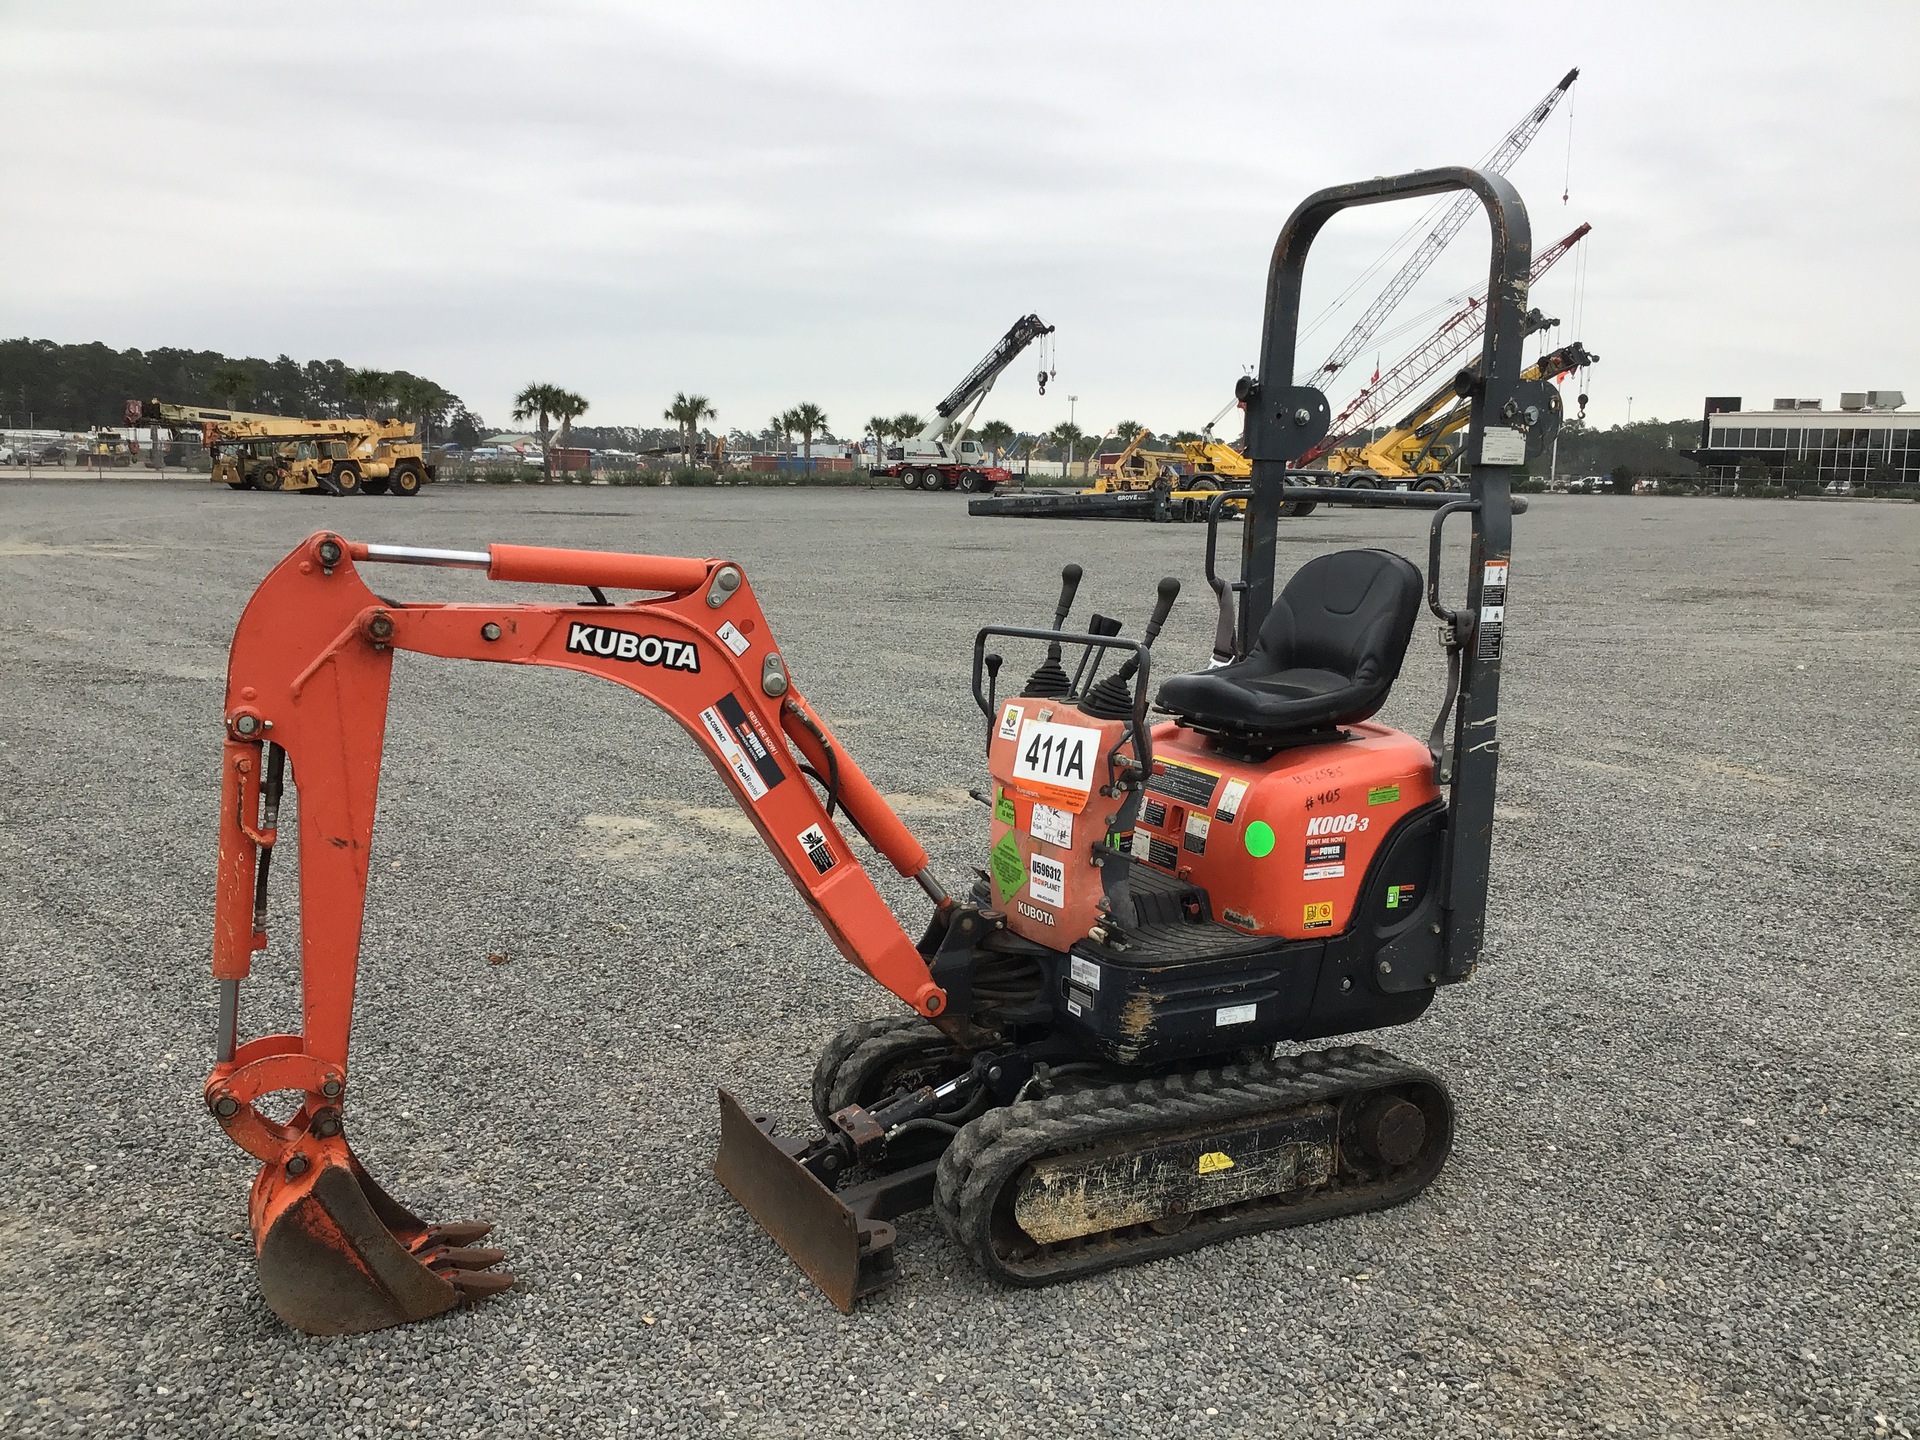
[251,1136,514,1336]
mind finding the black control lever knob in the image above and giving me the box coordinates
[1051,563,1083,631]
[1140,577,1181,649]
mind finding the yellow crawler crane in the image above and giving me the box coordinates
[131,401,437,497]
[1321,341,1596,488]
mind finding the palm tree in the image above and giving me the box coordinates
[207,363,252,411]
[1048,421,1087,476]
[788,402,828,467]
[1110,420,1151,450]
[549,388,589,473]
[346,368,393,419]
[390,376,452,443]
[865,415,893,467]
[512,382,568,482]
[890,412,924,447]
[665,392,717,468]
[976,420,1015,464]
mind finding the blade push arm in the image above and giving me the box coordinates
[207,531,946,1165]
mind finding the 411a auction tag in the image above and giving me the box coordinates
[1010,719,1101,813]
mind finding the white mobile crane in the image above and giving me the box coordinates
[880,313,1054,493]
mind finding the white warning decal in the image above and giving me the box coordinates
[1215,778,1250,823]
[797,823,835,875]
[998,703,1024,743]
[716,621,751,657]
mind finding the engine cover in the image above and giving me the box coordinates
[1134,721,1440,941]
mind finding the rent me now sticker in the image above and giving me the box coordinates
[1010,719,1102,813]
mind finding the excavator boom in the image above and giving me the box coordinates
[206,532,950,1332]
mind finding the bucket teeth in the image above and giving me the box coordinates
[428,1221,494,1246]
[446,1267,517,1297]
[431,1245,508,1270]
[253,1144,515,1336]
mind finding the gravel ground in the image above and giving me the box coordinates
[2,478,1915,1439]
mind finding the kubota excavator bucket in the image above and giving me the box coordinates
[250,1137,513,1337]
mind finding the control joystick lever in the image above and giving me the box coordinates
[1021,563,1083,697]
[1081,577,1179,720]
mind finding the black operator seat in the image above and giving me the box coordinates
[1158,549,1423,738]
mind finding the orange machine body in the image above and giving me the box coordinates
[1134,721,1441,941]
[986,699,1135,945]
[986,702,1439,952]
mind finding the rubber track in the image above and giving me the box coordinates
[809,1014,950,1126]
[934,1045,1450,1286]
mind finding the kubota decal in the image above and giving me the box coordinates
[566,622,700,671]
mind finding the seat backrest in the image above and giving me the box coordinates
[1255,548,1423,689]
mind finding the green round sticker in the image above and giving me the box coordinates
[1245,820,1275,858]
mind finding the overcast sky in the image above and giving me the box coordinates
[4,2,1916,437]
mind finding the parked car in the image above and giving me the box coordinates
[1566,474,1607,493]
[1823,478,1853,496]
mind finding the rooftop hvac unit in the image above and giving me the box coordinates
[1840,393,1866,411]
[1867,390,1906,410]
[1797,399,1823,410]
[1771,398,1797,411]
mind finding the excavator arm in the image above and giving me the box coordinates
[205,531,948,1334]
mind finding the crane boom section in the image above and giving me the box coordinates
[1304,222,1590,464]
[918,313,1054,441]
[1307,68,1577,392]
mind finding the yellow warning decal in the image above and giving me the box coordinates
[1197,1151,1235,1175]
[1303,901,1334,929]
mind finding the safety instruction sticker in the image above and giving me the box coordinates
[1367,784,1401,806]
[1183,813,1211,855]
[1387,883,1417,910]
[1303,901,1334,930]
[1131,828,1180,870]
[716,621,751,657]
[1198,1150,1236,1173]
[1147,761,1219,808]
[989,831,1026,897]
[698,693,786,802]
[997,703,1025,743]
[797,824,835,875]
[1069,955,1102,991]
[1215,778,1250,823]
[1029,854,1066,907]
[1010,718,1101,812]
[994,787,1016,826]
[1030,803,1074,849]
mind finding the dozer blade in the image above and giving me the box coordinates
[714,1088,920,1314]
[252,1142,514,1336]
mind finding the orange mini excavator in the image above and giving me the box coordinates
[204,166,1561,1334]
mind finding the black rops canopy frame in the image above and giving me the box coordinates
[1229,165,1554,987]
